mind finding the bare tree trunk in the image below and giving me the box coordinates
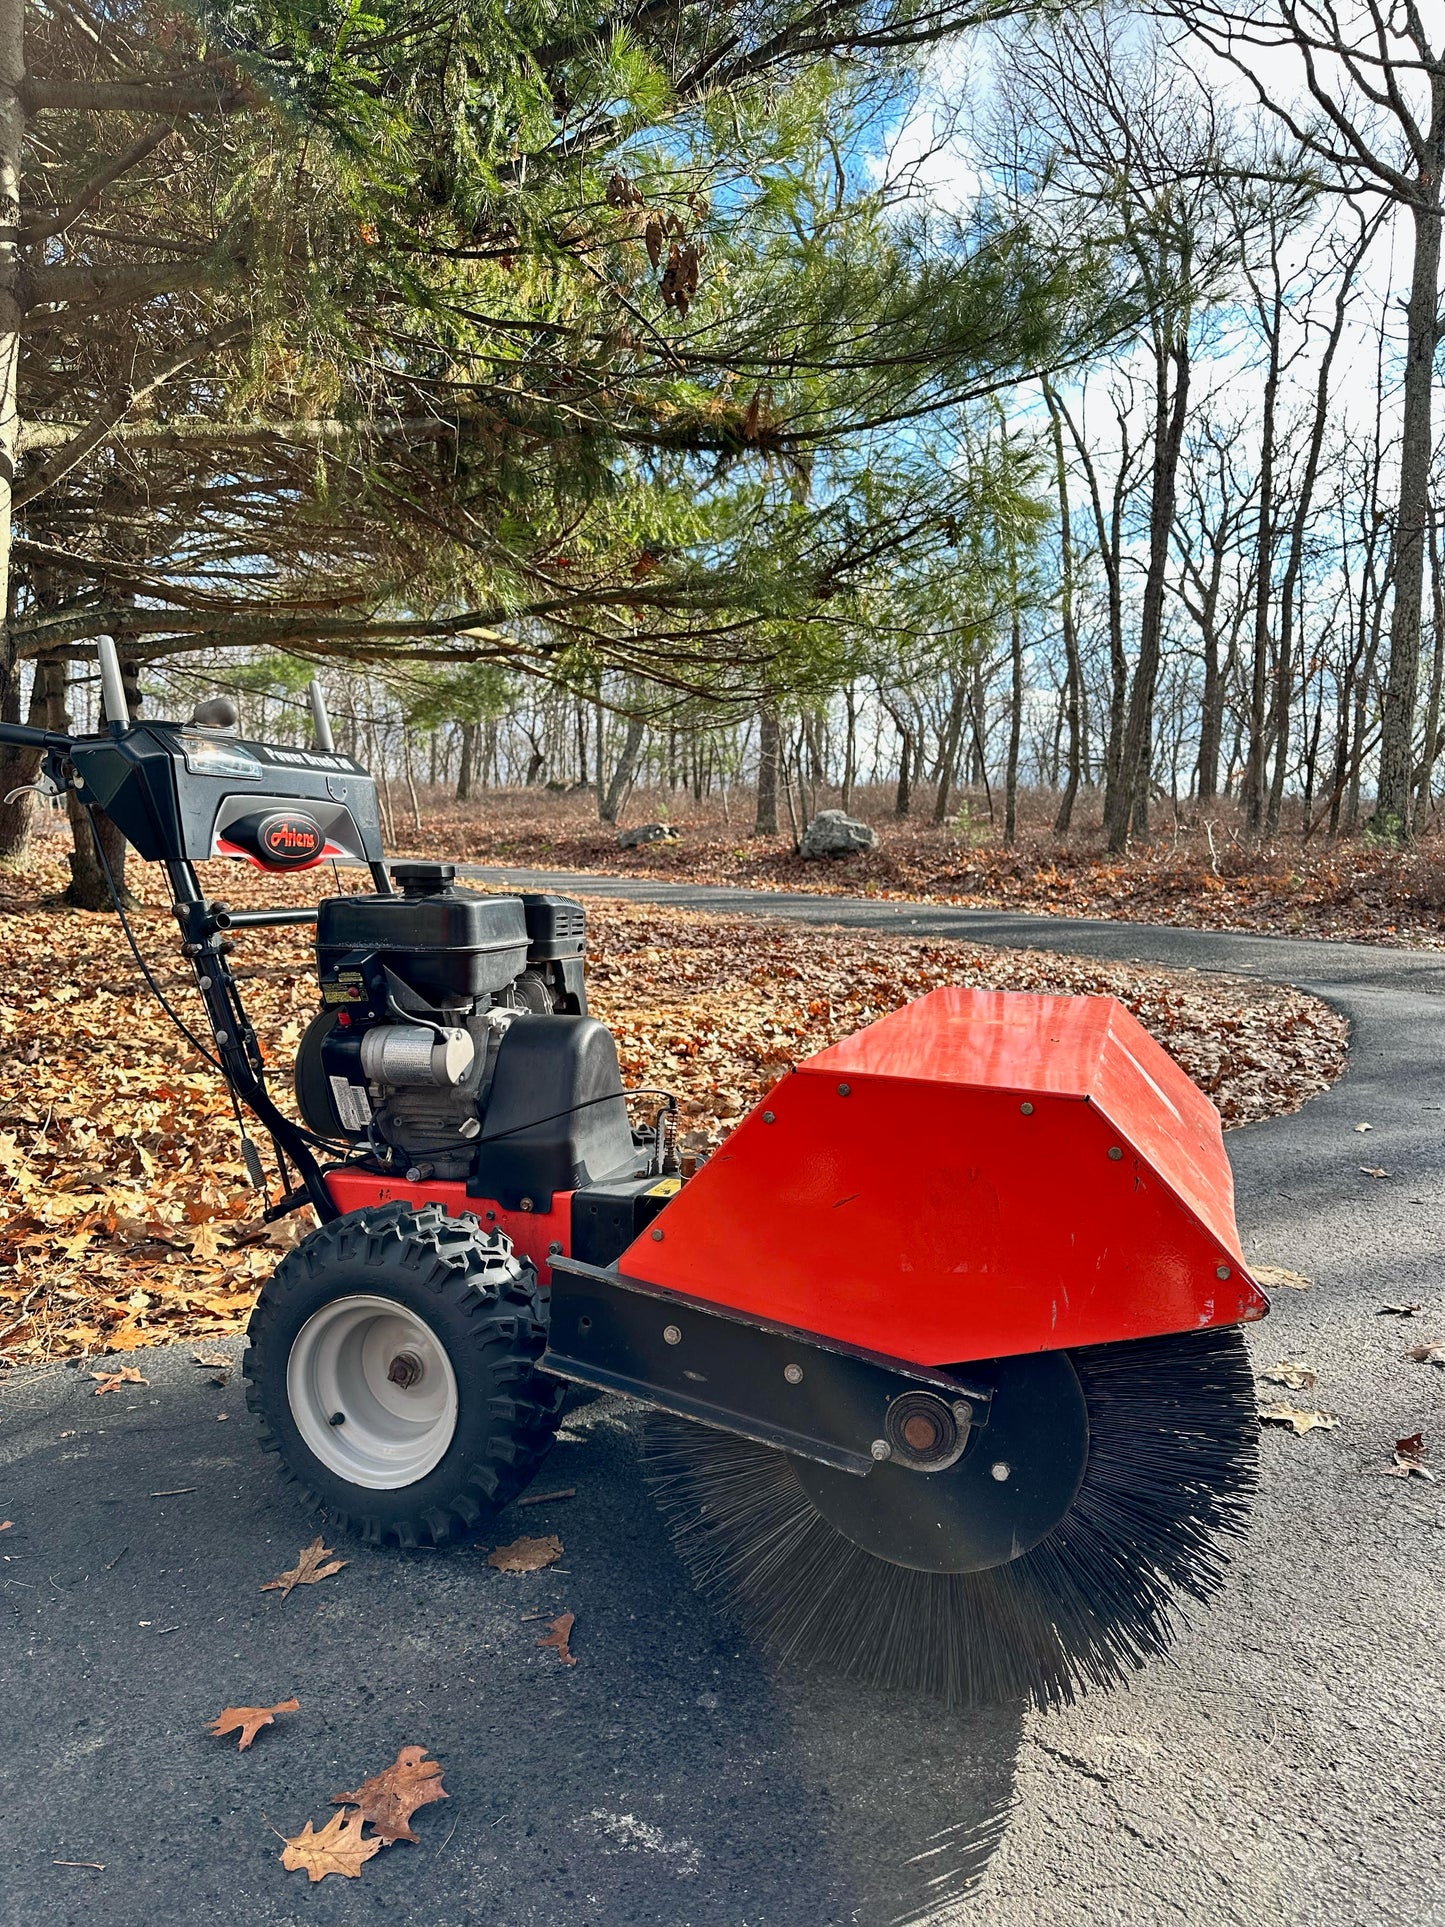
[1105,330,1191,851]
[1242,263,1282,832]
[753,704,779,835]
[841,684,857,811]
[1004,595,1024,846]
[1376,192,1444,837]
[1044,383,1082,833]
[65,655,141,909]
[456,722,477,801]
[0,0,24,845]
[600,713,645,825]
[932,681,967,826]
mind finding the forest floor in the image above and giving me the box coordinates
[388,783,1445,947]
[0,847,1345,1361]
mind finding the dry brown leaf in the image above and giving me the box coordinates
[488,1533,563,1574]
[1353,1122,1373,1133]
[1378,1301,1425,1317]
[1258,1401,1338,1436]
[262,1536,348,1599]
[334,1746,447,1846]
[91,1366,147,1395]
[1383,1432,1436,1482]
[280,1809,382,1882]
[1258,1360,1318,1392]
[1252,1264,1313,1292]
[1360,1166,1391,1179]
[206,1696,299,1750]
[1407,1342,1445,1367]
[0,1520,11,1532]
[192,1353,230,1369]
[539,1611,577,1665]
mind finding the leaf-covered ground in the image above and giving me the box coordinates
[395,787,1445,947]
[0,854,1346,1361]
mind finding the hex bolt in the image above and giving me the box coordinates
[1020,1101,1034,1115]
[651,1227,664,1241]
[548,1241,563,1257]
[952,1400,973,1424]
[519,1197,534,1212]
[784,1363,804,1385]
[663,1324,682,1346]
[870,1438,892,1462]
[838,1083,851,1097]
[1107,1145,1123,1161]
[762,1111,776,1124]
[991,1461,1011,1481]
[1216,1264,1232,1280]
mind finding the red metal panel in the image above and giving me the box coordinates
[617,987,1266,1367]
[324,1169,570,1285]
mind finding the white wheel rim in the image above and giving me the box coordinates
[286,1295,459,1490]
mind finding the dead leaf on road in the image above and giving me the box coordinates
[1258,1360,1318,1392]
[1407,1342,1445,1367]
[262,1536,347,1599]
[1378,1302,1425,1317]
[1252,1265,1312,1292]
[1382,1432,1436,1482]
[280,1810,381,1882]
[1258,1401,1338,1436]
[539,1612,577,1665]
[488,1534,563,1574]
[91,1366,146,1395]
[1353,1122,1373,1133]
[334,1746,447,1846]
[1360,1166,1391,1179]
[192,1353,230,1369]
[206,1697,299,1750]
[0,1520,11,1531]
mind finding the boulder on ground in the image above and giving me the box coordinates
[799,810,878,859]
[617,822,681,849]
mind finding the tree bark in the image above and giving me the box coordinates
[600,713,645,824]
[753,704,779,835]
[1044,383,1082,833]
[1105,330,1190,851]
[0,0,21,794]
[65,656,141,909]
[1375,190,1443,837]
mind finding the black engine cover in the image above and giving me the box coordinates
[470,1016,640,1211]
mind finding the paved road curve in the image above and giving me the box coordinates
[3,875,1443,1927]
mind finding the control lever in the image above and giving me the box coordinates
[309,678,336,752]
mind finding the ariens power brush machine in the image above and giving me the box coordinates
[2,639,1269,1710]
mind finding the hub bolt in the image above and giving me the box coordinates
[784,1363,804,1385]
[991,1461,1011,1482]
[663,1324,682,1346]
[386,1352,424,1390]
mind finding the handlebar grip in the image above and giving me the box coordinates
[0,720,75,753]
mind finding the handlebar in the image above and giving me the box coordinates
[0,719,76,753]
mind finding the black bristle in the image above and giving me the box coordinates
[643,1326,1258,1710]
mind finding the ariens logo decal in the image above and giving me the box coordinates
[258,812,325,864]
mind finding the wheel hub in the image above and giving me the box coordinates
[791,1351,1089,1573]
[286,1295,459,1490]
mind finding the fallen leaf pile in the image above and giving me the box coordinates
[207,1698,300,1750]
[262,1537,348,1599]
[0,853,1345,1358]
[381,785,1445,948]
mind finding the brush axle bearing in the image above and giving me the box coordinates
[884,1391,972,1471]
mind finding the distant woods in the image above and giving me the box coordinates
[0,0,1442,871]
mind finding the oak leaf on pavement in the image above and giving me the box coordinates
[206,1697,299,1750]
[539,1612,577,1665]
[262,1536,347,1599]
[487,1533,563,1574]
[334,1745,448,1845]
[1258,1401,1337,1436]
[280,1809,381,1882]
